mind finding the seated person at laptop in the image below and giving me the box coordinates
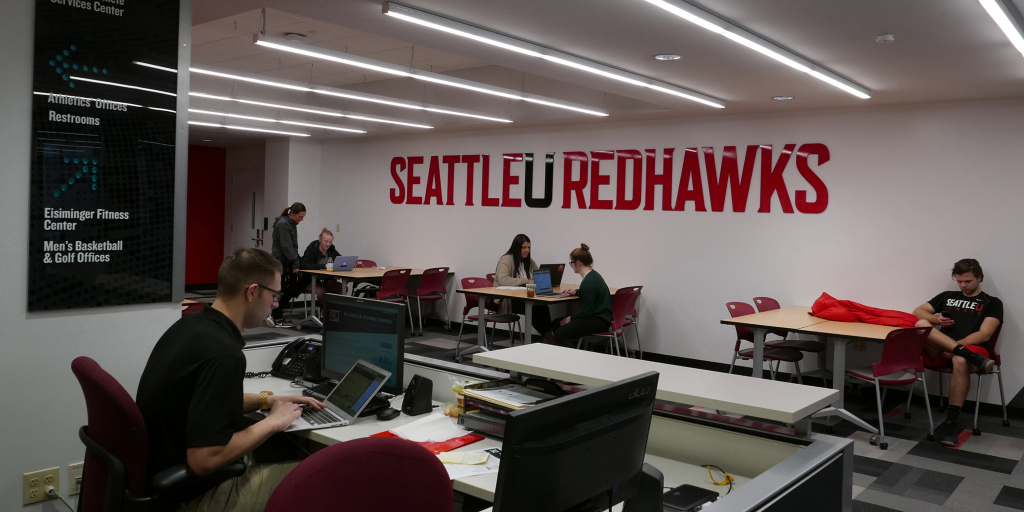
[137,248,324,511]
[495,234,556,345]
[552,244,612,347]
[300,228,341,270]
[913,258,1001,447]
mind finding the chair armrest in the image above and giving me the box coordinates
[151,462,246,495]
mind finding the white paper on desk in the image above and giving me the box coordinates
[389,412,470,443]
[495,286,526,290]
[444,448,502,480]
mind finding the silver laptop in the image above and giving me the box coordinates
[268,359,391,432]
[333,255,359,271]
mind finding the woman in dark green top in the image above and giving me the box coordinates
[550,243,613,347]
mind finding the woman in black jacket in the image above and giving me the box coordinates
[301,228,341,270]
[270,202,305,322]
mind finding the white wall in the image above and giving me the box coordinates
[264,138,291,232]
[287,139,323,244]
[318,98,1024,405]
[0,2,181,509]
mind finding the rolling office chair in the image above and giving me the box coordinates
[264,437,452,512]
[456,277,522,360]
[71,357,245,512]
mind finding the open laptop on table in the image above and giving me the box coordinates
[267,359,391,432]
[538,263,565,287]
[532,269,561,297]
[332,255,359,271]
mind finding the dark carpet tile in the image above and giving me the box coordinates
[867,464,962,505]
[994,486,1024,511]
[812,419,863,437]
[906,441,1018,474]
[853,455,894,478]
[852,501,904,512]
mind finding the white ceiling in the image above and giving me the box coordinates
[188,0,1024,147]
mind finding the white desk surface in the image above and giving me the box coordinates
[472,344,837,424]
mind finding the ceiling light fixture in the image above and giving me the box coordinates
[188,108,367,133]
[189,65,513,123]
[69,75,177,96]
[642,0,870,99]
[133,61,178,73]
[253,33,610,116]
[201,139,213,142]
[190,92,434,129]
[188,120,310,137]
[772,96,794,100]
[654,54,681,60]
[382,2,724,108]
[979,0,1024,57]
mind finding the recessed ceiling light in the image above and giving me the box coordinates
[772,96,794,100]
[875,34,895,44]
[201,139,212,142]
[654,54,681,60]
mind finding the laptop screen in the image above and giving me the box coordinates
[534,269,553,294]
[326,361,388,417]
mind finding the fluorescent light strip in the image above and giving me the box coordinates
[254,34,609,116]
[69,76,177,97]
[188,121,310,137]
[643,0,870,99]
[189,65,512,123]
[133,61,178,73]
[189,92,434,129]
[382,2,724,108]
[188,108,366,133]
[979,0,1024,56]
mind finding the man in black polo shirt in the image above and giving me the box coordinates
[137,248,323,511]
[913,258,1002,447]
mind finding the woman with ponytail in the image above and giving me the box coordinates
[270,202,305,321]
[551,243,612,347]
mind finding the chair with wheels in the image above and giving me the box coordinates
[409,267,451,336]
[455,277,522,361]
[71,356,245,512]
[585,289,641,357]
[753,297,829,386]
[375,269,416,336]
[845,326,935,449]
[264,437,452,512]
[726,302,804,383]
[921,327,1009,435]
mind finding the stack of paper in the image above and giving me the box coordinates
[389,413,470,443]
[463,384,554,411]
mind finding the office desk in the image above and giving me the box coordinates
[299,267,452,328]
[455,284,619,350]
[720,307,829,380]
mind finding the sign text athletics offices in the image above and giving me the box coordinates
[27,0,179,310]
[389,144,830,213]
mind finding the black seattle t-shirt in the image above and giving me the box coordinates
[136,306,246,483]
[927,291,1003,342]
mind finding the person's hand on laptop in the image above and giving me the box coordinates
[270,395,325,410]
[265,401,303,431]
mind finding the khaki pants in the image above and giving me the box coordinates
[176,461,299,512]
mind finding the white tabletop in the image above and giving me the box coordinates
[472,344,837,424]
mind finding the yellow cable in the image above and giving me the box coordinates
[706,465,734,486]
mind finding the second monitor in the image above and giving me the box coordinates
[321,293,405,395]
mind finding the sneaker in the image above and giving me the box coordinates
[939,421,960,447]
[966,352,996,374]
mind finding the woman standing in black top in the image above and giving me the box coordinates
[551,244,613,347]
[271,202,305,322]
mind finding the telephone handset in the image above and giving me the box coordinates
[270,338,324,381]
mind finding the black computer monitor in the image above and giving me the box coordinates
[493,371,660,512]
[321,293,405,395]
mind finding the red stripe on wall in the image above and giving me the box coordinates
[185,145,226,285]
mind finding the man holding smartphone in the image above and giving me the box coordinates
[913,258,1002,447]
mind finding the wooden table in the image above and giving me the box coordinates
[298,267,448,328]
[721,307,899,434]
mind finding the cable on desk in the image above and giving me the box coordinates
[703,464,734,495]
[245,371,271,378]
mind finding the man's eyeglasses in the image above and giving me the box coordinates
[253,283,282,301]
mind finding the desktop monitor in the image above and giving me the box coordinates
[493,371,660,512]
[321,293,405,395]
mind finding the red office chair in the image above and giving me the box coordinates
[181,301,204,317]
[586,290,641,357]
[486,272,497,283]
[921,327,1009,435]
[376,269,416,335]
[726,302,804,383]
[753,297,829,386]
[845,327,935,449]
[355,259,378,268]
[618,285,644,358]
[71,357,244,512]
[409,267,451,335]
[456,277,522,360]
[264,437,452,512]
[301,282,326,317]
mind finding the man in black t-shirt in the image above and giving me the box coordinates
[137,248,323,511]
[913,258,1002,447]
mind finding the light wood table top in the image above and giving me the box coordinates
[799,321,900,341]
[474,344,836,424]
[456,284,618,302]
[301,267,452,278]
[720,306,829,331]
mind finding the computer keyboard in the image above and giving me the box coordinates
[301,406,343,426]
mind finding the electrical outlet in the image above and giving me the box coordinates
[68,463,84,496]
[23,467,59,505]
